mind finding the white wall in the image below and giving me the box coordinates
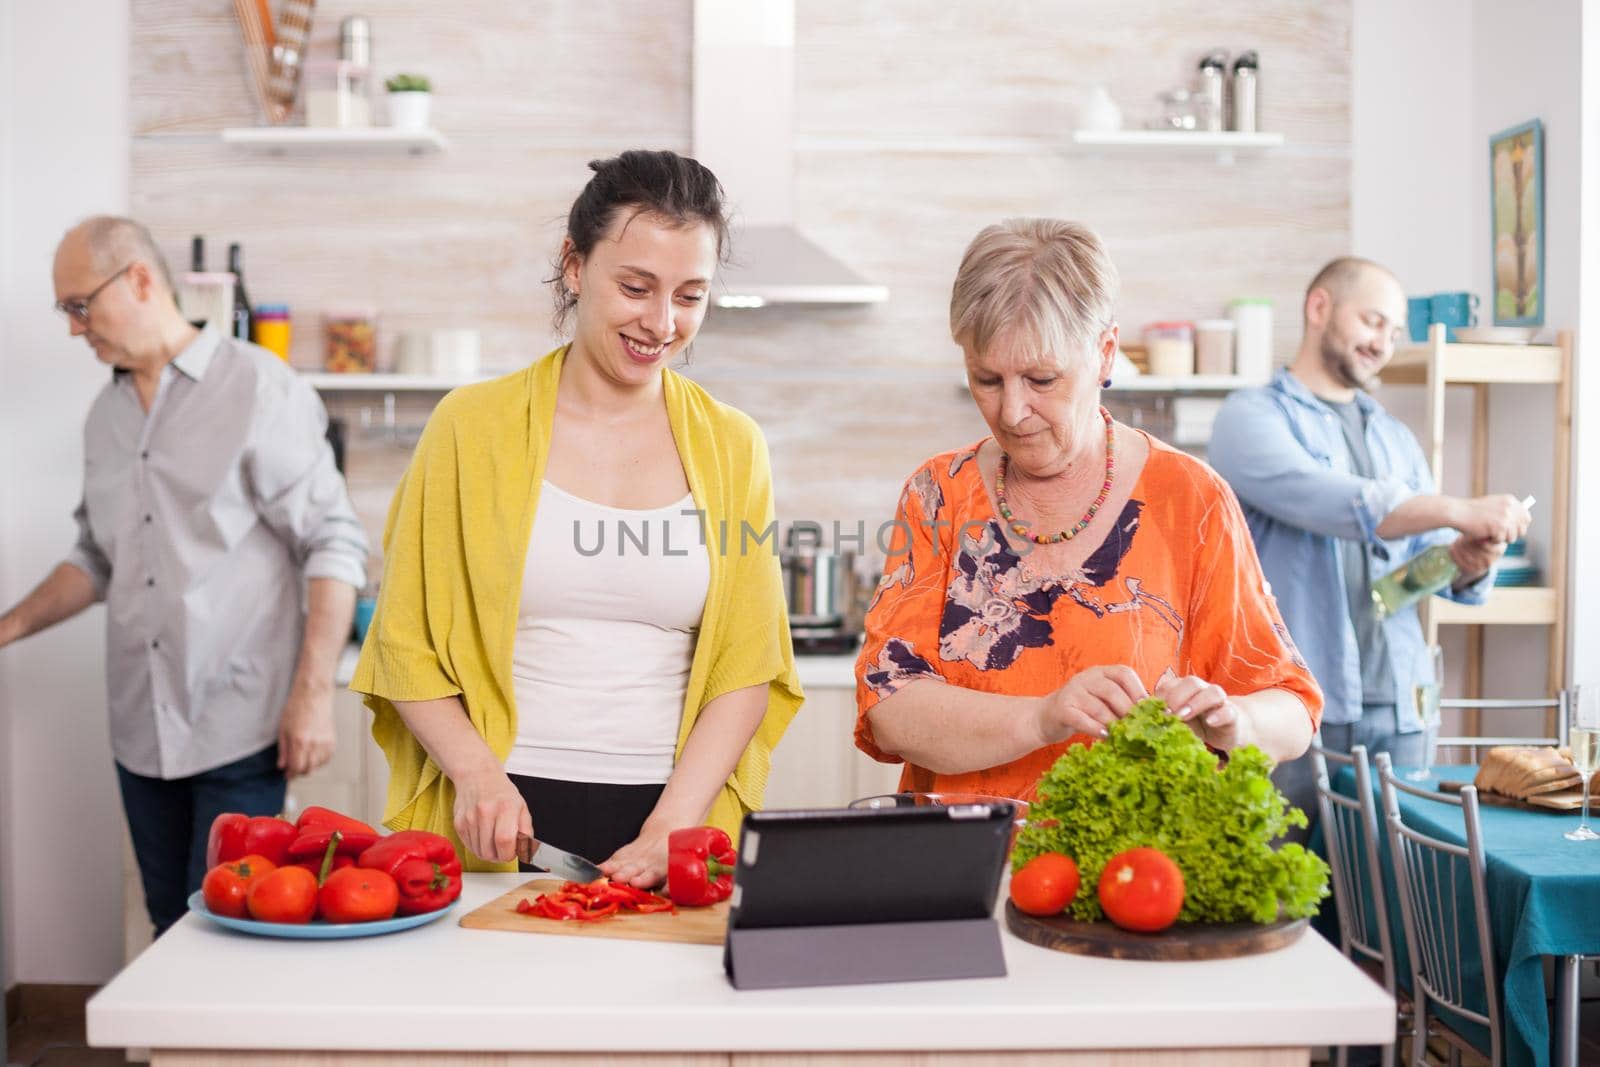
[1576,0,1600,686]
[1351,0,1474,290]
[1,2,130,986]
[1353,0,1584,701]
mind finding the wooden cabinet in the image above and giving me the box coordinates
[763,685,904,810]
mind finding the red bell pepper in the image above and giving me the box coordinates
[205,813,298,869]
[357,829,463,914]
[285,806,379,861]
[515,878,672,922]
[667,826,736,907]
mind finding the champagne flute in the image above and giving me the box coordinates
[1564,685,1600,841]
[1406,645,1444,781]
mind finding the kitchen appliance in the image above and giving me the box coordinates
[1230,51,1259,132]
[780,521,863,654]
[515,834,604,883]
[1196,50,1228,132]
[692,0,887,307]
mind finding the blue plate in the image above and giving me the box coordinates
[186,891,457,939]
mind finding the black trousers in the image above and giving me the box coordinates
[507,775,665,870]
[116,743,286,937]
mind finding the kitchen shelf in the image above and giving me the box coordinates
[1068,129,1285,162]
[220,127,449,154]
[1380,341,1562,385]
[1107,374,1266,394]
[298,372,486,391]
[1430,586,1559,627]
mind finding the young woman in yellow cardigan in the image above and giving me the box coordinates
[352,151,803,884]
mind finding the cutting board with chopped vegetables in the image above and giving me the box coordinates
[459,878,730,945]
[1004,901,1307,961]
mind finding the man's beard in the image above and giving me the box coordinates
[1319,330,1373,391]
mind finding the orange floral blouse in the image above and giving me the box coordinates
[853,433,1322,802]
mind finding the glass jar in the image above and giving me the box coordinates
[1143,322,1195,378]
[1193,319,1236,376]
[304,59,372,128]
[252,304,292,362]
[1229,298,1274,381]
[323,306,378,373]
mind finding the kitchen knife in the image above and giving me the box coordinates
[515,833,604,883]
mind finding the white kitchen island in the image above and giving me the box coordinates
[89,873,1393,1066]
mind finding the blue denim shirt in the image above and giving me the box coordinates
[1209,369,1492,730]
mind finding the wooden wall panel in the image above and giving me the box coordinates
[130,0,1351,553]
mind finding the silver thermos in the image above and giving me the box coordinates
[1197,50,1228,132]
[1230,50,1259,132]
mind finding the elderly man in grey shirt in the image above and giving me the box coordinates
[0,216,367,935]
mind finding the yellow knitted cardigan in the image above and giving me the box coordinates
[350,346,804,872]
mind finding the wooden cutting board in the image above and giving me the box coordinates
[458,878,729,945]
[1440,778,1585,812]
[1004,900,1307,961]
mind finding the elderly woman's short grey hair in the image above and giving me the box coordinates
[949,219,1120,370]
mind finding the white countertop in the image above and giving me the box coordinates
[89,873,1393,1054]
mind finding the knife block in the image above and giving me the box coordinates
[723,916,1006,990]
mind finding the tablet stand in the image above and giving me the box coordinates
[724,915,1006,990]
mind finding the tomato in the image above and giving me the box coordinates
[201,855,277,919]
[1097,846,1185,932]
[1063,732,1100,750]
[247,865,319,923]
[1009,852,1080,916]
[318,867,400,924]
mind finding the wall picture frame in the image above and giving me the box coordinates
[1489,118,1545,327]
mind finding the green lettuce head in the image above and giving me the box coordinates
[1011,698,1329,923]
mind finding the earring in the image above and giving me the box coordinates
[1102,378,1112,388]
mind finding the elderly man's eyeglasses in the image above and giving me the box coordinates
[54,263,133,324]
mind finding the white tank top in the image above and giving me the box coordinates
[506,480,709,783]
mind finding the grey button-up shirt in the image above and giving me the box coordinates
[65,327,368,779]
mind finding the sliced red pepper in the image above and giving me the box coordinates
[519,876,675,923]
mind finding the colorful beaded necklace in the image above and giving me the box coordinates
[995,406,1115,545]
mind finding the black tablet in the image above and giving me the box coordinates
[728,802,1015,930]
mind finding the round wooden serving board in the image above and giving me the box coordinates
[1004,901,1308,961]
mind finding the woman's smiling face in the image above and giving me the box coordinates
[563,208,718,387]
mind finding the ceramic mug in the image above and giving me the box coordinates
[1429,292,1479,340]
[1406,296,1433,343]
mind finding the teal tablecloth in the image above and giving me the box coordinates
[1333,764,1600,1067]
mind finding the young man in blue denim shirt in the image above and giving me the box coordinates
[1210,258,1531,833]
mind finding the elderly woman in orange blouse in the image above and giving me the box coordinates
[854,219,1322,802]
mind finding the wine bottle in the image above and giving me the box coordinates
[227,242,253,343]
[1371,495,1535,618]
[190,235,206,272]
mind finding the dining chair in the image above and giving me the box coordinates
[1375,751,1502,1067]
[1434,691,1566,763]
[1313,741,1406,1067]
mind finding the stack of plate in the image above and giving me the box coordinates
[1494,539,1540,587]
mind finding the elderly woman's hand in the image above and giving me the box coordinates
[1035,665,1148,744]
[1154,670,1251,751]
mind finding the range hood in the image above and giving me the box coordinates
[692,0,888,308]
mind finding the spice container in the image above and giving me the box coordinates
[1229,298,1274,381]
[1193,319,1235,376]
[1143,322,1195,378]
[304,59,372,128]
[323,306,378,373]
[253,304,292,361]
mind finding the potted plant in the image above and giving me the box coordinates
[385,73,433,131]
